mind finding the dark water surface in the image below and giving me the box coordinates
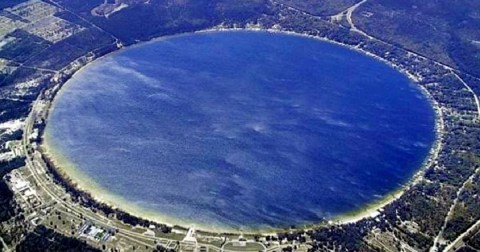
[46,31,435,231]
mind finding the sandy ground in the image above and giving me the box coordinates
[40,28,446,234]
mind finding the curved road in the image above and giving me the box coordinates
[22,100,178,250]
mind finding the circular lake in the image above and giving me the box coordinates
[45,31,436,231]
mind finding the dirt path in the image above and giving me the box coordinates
[444,219,480,252]
[430,168,480,252]
[0,236,10,252]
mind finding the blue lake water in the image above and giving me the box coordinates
[46,31,436,231]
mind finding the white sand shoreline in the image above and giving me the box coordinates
[40,27,445,234]
[201,26,445,226]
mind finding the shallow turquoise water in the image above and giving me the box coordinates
[46,31,435,231]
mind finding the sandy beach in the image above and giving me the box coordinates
[40,27,446,235]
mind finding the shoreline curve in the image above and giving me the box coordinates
[39,28,445,235]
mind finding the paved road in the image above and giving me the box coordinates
[0,236,11,252]
[430,168,480,252]
[21,100,176,250]
[344,0,373,39]
[444,219,480,252]
[454,73,480,120]
[20,99,248,252]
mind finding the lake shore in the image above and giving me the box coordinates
[199,26,446,227]
[40,27,445,235]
